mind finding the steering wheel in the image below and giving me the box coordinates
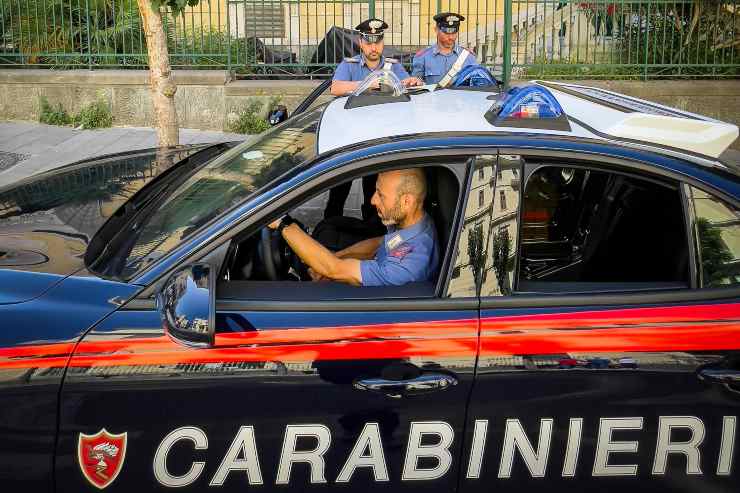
[259,221,309,281]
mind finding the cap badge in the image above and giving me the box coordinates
[446,15,459,25]
[369,20,383,30]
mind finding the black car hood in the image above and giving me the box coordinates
[0,144,232,300]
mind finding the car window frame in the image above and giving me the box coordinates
[132,149,475,309]
[478,147,740,308]
[130,144,740,310]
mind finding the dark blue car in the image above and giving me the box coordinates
[1,81,739,493]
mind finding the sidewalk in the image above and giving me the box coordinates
[0,122,248,186]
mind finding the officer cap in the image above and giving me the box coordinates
[355,18,388,43]
[433,12,465,33]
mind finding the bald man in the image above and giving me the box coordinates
[269,169,439,286]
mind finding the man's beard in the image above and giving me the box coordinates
[378,198,405,226]
[366,51,381,62]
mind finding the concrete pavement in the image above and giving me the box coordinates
[0,122,248,186]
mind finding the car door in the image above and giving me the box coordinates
[459,152,740,492]
[55,157,480,492]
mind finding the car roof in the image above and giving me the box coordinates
[316,81,739,162]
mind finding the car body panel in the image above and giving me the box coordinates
[56,304,478,492]
[0,275,139,492]
[460,300,740,492]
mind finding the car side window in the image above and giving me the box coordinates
[480,156,692,296]
[687,186,740,287]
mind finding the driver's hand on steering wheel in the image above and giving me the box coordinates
[268,218,282,229]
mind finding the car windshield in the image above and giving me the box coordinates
[89,106,323,281]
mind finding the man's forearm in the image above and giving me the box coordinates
[336,236,382,260]
[330,80,359,96]
[281,223,361,284]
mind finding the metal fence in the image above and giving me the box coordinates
[0,0,738,79]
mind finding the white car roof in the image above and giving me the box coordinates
[316,82,738,159]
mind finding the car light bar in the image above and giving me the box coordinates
[493,84,564,119]
[485,83,571,131]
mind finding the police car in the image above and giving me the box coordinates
[1,74,739,493]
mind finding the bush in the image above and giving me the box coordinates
[38,96,71,126]
[228,100,270,135]
[73,99,113,129]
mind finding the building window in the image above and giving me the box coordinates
[479,168,484,180]
[479,190,485,208]
[499,190,507,211]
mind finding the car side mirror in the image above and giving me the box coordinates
[268,105,288,126]
[157,263,215,347]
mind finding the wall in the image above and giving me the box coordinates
[0,70,737,149]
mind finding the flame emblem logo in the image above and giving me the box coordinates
[78,429,127,489]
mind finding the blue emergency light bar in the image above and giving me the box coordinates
[494,84,563,119]
[485,83,570,131]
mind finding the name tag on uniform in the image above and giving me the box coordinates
[387,234,403,250]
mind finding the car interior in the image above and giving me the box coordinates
[517,164,690,293]
[217,164,464,301]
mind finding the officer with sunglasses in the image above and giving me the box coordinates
[412,12,477,86]
[330,18,423,97]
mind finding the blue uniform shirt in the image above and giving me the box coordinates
[411,44,476,84]
[360,214,439,286]
[333,55,410,82]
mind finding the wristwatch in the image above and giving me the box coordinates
[276,215,295,235]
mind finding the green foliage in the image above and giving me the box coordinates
[149,0,201,16]
[614,1,740,78]
[73,99,114,129]
[523,58,643,80]
[38,97,72,126]
[228,100,270,135]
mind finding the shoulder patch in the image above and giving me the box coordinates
[389,244,414,260]
[343,57,359,63]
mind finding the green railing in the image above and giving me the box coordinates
[0,0,737,79]
[509,0,740,80]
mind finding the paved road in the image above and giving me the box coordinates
[0,122,248,186]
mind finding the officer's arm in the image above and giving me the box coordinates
[336,236,383,260]
[279,223,362,285]
[330,80,360,96]
[411,52,425,78]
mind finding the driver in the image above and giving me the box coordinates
[269,169,439,286]
[330,18,423,97]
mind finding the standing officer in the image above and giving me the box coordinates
[328,19,421,221]
[412,12,477,86]
[330,18,422,97]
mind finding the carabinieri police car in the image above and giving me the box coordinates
[1,73,739,493]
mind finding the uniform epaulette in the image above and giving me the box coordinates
[343,57,359,63]
[415,48,428,57]
[385,57,399,63]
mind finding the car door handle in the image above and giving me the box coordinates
[353,372,458,398]
[698,368,740,394]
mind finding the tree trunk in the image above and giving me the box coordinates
[137,0,179,147]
